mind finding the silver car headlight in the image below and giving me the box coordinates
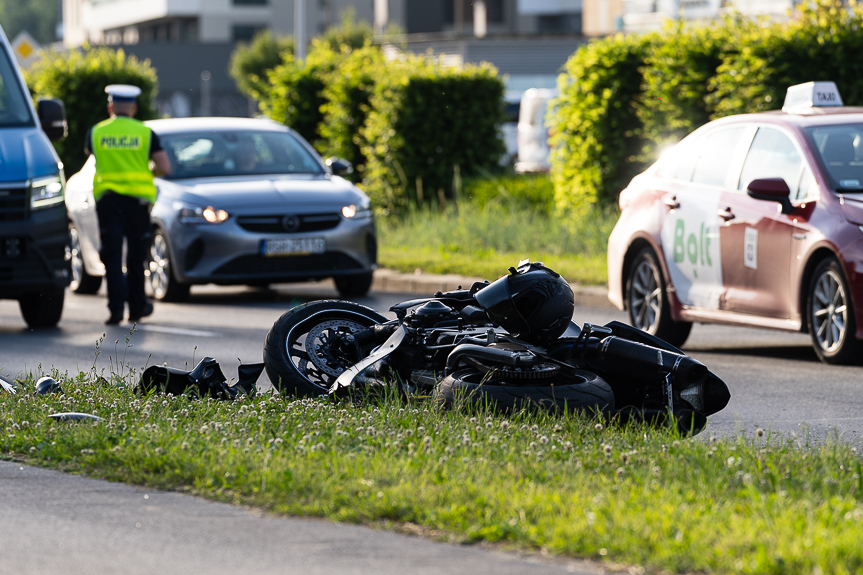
[341,199,372,219]
[174,201,229,225]
[31,175,64,210]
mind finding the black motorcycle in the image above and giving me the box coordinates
[263,261,730,434]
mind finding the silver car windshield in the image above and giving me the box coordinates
[160,130,324,179]
[804,124,863,192]
[0,47,34,128]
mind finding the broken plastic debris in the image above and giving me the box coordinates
[49,412,104,422]
[35,376,63,395]
[137,357,264,400]
[0,375,17,394]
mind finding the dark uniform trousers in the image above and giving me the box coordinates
[95,191,151,318]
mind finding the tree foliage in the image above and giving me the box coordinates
[26,47,158,175]
[0,0,59,45]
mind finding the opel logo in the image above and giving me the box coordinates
[281,214,301,232]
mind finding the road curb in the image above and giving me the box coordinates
[372,268,615,309]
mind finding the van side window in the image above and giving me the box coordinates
[690,127,746,187]
[738,127,803,197]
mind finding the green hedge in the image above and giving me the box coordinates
[549,33,653,213]
[550,0,863,213]
[709,2,863,118]
[318,45,384,180]
[255,44,505,212]
[229,30,294,99]
[259,45,339,148]
[26,47,158,176]
[360,56,505,212]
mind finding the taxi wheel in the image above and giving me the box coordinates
[626,248,692,349]
[806,258,861,365]
[148,230,190,302]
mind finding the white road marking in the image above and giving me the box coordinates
[134,325,219,338]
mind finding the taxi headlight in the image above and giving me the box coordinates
[30,176,64,210]
[174,201,229,225]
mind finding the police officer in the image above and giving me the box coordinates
[84,85,171,325]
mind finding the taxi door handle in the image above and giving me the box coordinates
[717,207,736,221]
[664,196,680,210]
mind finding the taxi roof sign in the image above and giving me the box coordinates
[783,81,843,111]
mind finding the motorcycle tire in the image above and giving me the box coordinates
[435,368,615,414]
[264,300,389,397]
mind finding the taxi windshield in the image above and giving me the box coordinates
[804,124,863,192]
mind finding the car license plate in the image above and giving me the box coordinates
[261,237,326,257]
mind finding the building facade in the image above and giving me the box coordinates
[580,0,797,36]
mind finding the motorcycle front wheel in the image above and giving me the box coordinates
[264,300,389,397]
[435,368,615,414]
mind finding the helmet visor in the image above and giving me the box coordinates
[475,276,530,334]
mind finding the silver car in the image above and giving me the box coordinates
[65,117,377,300]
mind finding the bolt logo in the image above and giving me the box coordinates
[673,219,712,277]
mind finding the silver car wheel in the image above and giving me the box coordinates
[149,234,171,300]
[811,269,848,353]
[629,259,662,333]
[69,227,84,290]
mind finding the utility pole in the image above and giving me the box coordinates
[294,0,306,62]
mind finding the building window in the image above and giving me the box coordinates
[233,0,268,4]
[444,0,505,25]
[233,25,267,42]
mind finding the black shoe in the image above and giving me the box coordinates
[129,302,154,323]
[105,313,123,325]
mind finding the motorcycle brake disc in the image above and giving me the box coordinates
[465,356,560,380]
[306,319,368,378]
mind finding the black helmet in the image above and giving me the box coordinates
[475,260,574,345]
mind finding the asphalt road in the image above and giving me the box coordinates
[2,282,863,441]
[0,460,595,575]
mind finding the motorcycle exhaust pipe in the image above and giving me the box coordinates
[586,336,708,389]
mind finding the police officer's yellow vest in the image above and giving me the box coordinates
[91,116,157,203]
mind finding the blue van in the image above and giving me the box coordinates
[0,25,70,327]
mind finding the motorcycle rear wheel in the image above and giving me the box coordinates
[435,368,615,414]
[264,300,388,397]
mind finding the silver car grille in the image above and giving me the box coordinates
[236,212,341,234]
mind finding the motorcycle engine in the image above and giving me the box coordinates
[409,300,456,328]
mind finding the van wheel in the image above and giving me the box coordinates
[149,230,190,302]
[807,257,861,364]
[69,224,102,294]
[626,248,692,349]
[19,290,64,329]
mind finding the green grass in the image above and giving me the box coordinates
[3,367,863,575]
[377,201,618,286]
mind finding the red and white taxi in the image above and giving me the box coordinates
[608,82,863,364]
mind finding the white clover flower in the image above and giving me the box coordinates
[594,423,603,432]
[539,436,549,445]
[500,421,510,430]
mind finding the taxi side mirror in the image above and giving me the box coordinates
[746,178,793,214]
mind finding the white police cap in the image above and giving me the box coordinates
[105,84,142,102]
